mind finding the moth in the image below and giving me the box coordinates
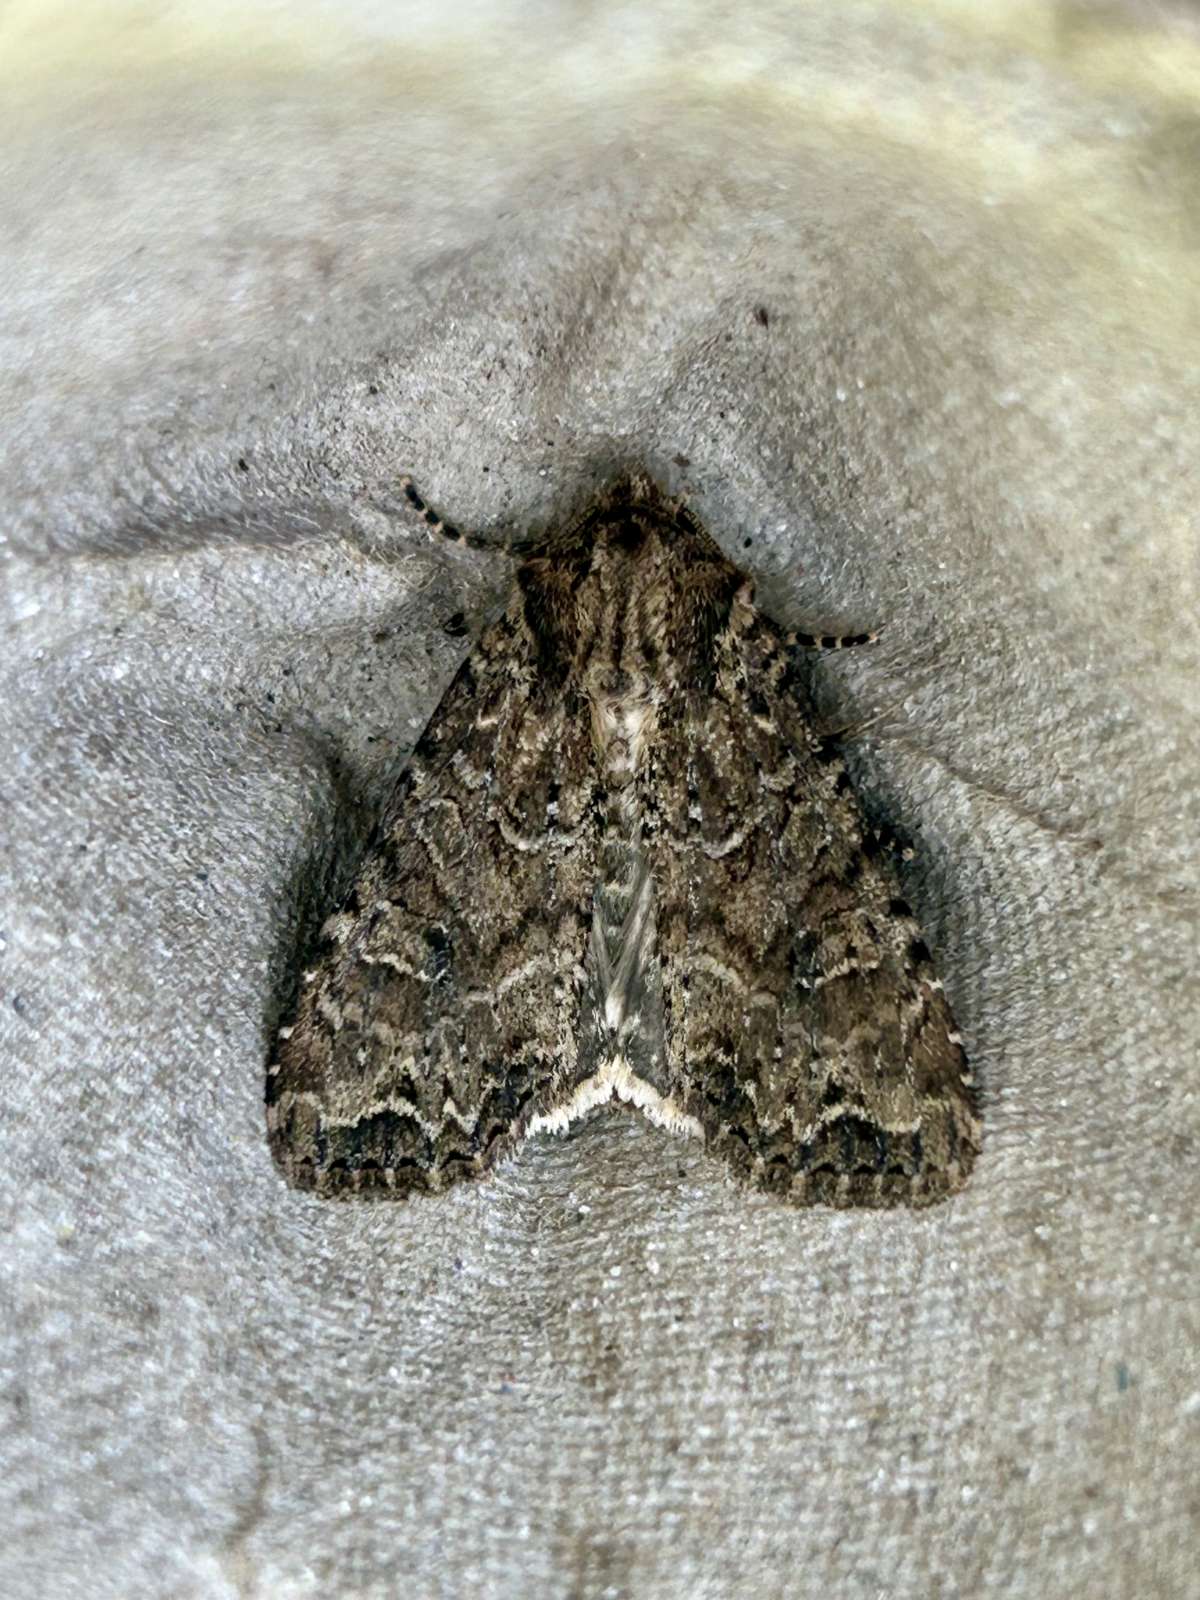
[267,474,978,1207]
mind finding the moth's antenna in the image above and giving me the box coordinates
[397,477,543,557]
[786,624,881,652]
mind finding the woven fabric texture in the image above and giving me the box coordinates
[2,6,1197,1597]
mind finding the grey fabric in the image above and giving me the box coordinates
[2,5,1197,1597]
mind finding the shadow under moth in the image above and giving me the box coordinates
[268,475,978,1207]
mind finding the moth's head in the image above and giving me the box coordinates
[570,472,705,558]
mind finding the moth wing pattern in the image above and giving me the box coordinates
[647,598,979,1209]
[267,586,601,1197]
[268,471,978,1208]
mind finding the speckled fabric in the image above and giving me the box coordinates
[2,5,1197,1598]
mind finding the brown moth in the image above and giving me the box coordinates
[267,475,978,1206]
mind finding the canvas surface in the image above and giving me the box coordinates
[2,4,1197,1596]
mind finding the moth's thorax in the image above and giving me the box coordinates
[577,521,676,782]
[588,688,658,792]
